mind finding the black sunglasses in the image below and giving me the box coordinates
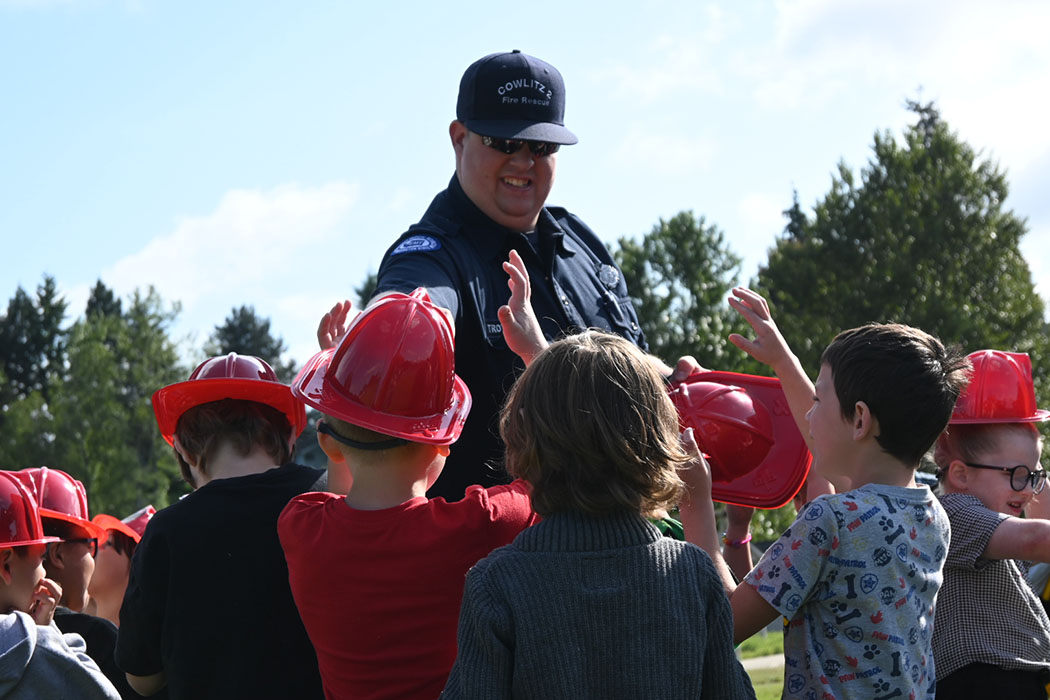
[964,462,1048,494]
[65,537,99,557]
[480,135,560,157]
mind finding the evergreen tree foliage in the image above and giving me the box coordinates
[206,305,296,381]
[615,211,754,371]
[758,102,1049,393]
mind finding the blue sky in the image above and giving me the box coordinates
[3,0,1048,368]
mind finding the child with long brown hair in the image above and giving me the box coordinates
[441,330,754,699]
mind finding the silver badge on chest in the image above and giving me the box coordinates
[598,264,620,290]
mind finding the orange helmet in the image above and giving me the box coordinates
[293,288,471,445]
[0,471,60,548]
[13,467,106,541]
[152,353,307,446]
[951,350,1050,424]
[92,504,156,544]
[671,371,812,509]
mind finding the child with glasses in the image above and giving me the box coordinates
[932,350,1050,699]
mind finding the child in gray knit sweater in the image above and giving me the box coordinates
[441,330,756,700]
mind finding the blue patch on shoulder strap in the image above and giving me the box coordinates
[391,235,441,255]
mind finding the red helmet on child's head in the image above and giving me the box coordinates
[12,467,105,541]
[92,504,156,544]
[670,371,812,509]
[293,288,471,445]
[152,353,307,446]
[950,350,1050,424]
[0,471,59,548]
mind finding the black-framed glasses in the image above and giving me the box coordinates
[66,537,99,557]
[480,135,560,157]
[964,462,1048,494]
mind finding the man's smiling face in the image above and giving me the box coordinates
[452,121,556,232]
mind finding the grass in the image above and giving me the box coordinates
[746,667,784,700]
[737,630,784,659]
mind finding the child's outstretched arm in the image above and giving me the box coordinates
[985,515,1050,563]
[727,288,814,449]
[498,250,548,367]
[678,429,779,645]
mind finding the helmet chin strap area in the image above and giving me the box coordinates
[317,421,409,451]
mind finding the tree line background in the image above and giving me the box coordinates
[2,102,1046,532]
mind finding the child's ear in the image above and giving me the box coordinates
[317,432,347,464]
[45,543,66,570]
[945,460,970,491]
[172,436,198,469]
[437,445,451,458]
[0,549,13,585]
[851,401,878,441]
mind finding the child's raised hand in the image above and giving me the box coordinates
[727,287,793,372]
[498,250,548,367]
[29,577,61,626]
[317,300,354,350]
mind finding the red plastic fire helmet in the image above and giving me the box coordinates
[672,381,775,482]
[92,504,156,544]
[13,467,106,541]
[951,350,1050,424]
[293,288,471,445]
[0,471,60,548]
[670,371,812,509]
[152,353,307,446]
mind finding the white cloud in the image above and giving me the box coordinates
[105,182,358,312]
[101,181,359,366]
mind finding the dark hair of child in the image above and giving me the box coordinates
[174,398,293,485]
[821,322,970,465]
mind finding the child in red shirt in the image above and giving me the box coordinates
[279,253,543,700]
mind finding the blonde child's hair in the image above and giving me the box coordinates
[500,330,688,517]
[934,422,1042,476]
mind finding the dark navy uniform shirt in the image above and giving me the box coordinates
[375,175,647,501]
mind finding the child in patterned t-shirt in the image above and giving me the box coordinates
[680,288,969,700]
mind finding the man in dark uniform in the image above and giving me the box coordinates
[367,50,697,500]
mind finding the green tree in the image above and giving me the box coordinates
[85,279,123,319]
[48,288,186,515]
[0,276,68,406]
[206,305,296,381]
[615,210,754,371]
[758,101,1049,391]
[356,270,378,307]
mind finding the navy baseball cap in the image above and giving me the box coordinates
[456,50,578,145]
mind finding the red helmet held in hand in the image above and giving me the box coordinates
[672,381,774,483]
[951,350,1050,424]
[671,371,812,509]
[293,288,471,445]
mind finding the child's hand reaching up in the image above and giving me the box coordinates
[499,250,548,367]
[727,287,795,375]
[317,300,354,351]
